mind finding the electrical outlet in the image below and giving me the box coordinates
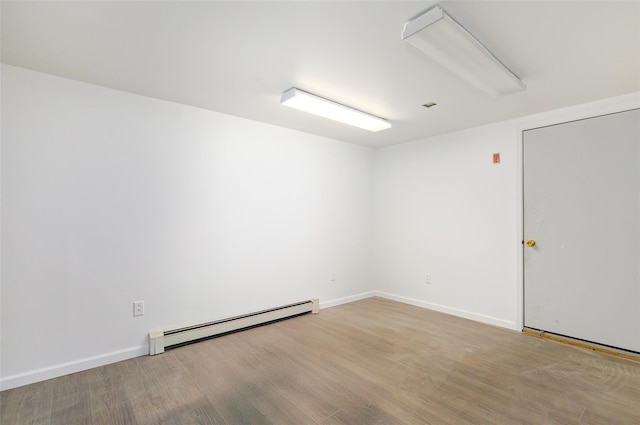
[133,301,145,317]
[425,273,432,284]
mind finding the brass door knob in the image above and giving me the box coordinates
[526,240,536,247]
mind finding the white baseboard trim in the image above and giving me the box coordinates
[1,292,516,390]
[320,291,376,309]
[0,345,148,391]
[372,291,518,330]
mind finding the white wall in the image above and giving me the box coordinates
[372,122,521,328]
[0,65,373,389]
[2,64,638,391]
[371,92,640,330]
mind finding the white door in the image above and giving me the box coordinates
[523,109,640,352]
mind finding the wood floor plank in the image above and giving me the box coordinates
[90,400,140,425]
[0,379,53,425]
[2,297,640,424]
[249,384,319,425]
[49,372,92,425]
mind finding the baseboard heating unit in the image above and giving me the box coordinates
[149,298,319,355]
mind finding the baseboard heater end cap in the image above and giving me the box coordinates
[149,330,165,356]
[311,298,320,314]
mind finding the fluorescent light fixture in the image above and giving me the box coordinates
[280,88,391,132]
[402,6,525,97]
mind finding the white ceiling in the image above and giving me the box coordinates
[2,1,639,148]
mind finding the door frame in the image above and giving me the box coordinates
[515,94,640,331]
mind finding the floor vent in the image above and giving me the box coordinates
[149,298,319,355]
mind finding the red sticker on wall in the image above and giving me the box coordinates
[493,153,501,164]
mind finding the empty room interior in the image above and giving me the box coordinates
[1,1,639,424]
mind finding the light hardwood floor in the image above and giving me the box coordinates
[2,297,639,424]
